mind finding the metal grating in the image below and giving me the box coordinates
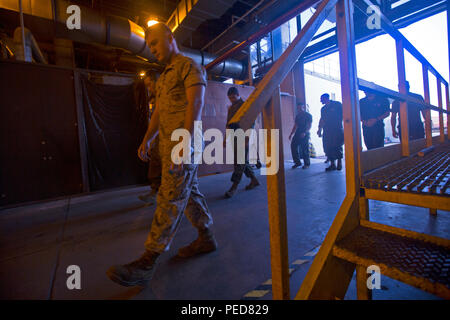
[335,226,450,289]
[362,144,450,196]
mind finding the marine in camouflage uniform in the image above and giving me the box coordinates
[144,52,214,253]
[107,23,216,287]
[224,87,260,198]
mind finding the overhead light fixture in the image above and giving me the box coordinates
[139,71,146,78]
[147,19,159,27]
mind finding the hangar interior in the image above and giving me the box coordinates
[0,0,449,300]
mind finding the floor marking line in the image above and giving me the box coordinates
[241,244,321,300]
[244,290,270,298]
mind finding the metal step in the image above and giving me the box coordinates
[362,143,450,196]
[332,222,450,299]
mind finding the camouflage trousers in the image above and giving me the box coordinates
[230,145,256,184]
[145,151,213,253]
[148,136,162,194]
[231,163,255,184]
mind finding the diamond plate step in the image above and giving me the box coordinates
[332,223,450,299]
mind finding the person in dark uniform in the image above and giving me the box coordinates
[391,81,426,141]
[289,102,313,169]
[317,93,344,171]
[359,91,390,150]
[224,87,260,198]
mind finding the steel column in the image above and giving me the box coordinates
[292,60,307,108]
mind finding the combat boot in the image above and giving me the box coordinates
[225,183,238,198]
[292,162,302,169]
[245,177,260,190]
[177,228,218,258]
[138,191,157,204]
[325,160,337,172]
[337,159,342,171]
[106,250,160,287]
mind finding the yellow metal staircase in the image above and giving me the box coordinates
[333,220,450,299]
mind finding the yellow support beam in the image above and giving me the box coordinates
[263,87,290,300]
[364,188,450,212]
[296,0,362,299]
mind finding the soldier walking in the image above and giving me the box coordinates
[107,23,216,287]
[289,101,313,169]
[224,87,260,198]
[317,94,344,171]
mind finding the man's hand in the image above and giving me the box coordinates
[365,118,377,127]
[169,162,183,174]
[392,129,399,139]
[138,141,150,162]
[299,132,306,138]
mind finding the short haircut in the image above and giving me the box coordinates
[296,101,304,106]
[145,23,173,40]
[321,93,330,99]
[227,87,239,96]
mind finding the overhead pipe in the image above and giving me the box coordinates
[0,0,246,79]
[13,27,48,63]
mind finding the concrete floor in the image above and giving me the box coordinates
[0,158,448,300]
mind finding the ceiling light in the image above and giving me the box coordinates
[147,20,159,27]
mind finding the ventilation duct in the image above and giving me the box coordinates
[167,0,238,45]
[0,0,246,79]
[13,27,48,63]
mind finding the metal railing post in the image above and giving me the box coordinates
[395,39,410,156]
[437,79,445,142]
[422,65,432,147]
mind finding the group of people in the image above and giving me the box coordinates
[360,81,426,149]
[289,93,344,172]
[289,81,426,173]
[137,83,260,204]
[106,22,427,289]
